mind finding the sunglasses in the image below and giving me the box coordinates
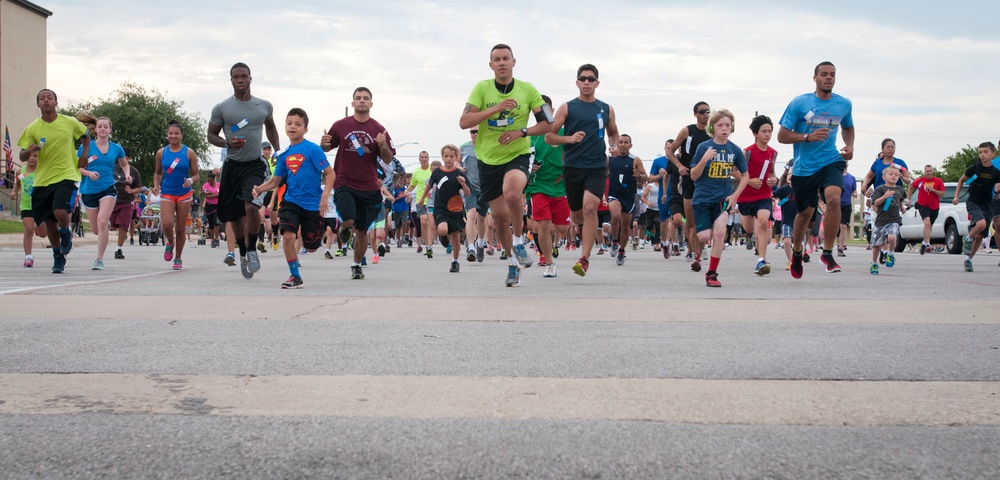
[577,76,598,83]
[470,130,478,134]
[697,109,711,115]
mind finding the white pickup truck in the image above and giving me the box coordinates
[896,182,969,254]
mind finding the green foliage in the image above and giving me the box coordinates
[940,145,979,182]
[60,82,210,186]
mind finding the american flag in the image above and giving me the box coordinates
[3,125,12,172]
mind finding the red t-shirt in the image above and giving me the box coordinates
[738,145,777,203]
[327,116,395,192]
[911,176,944,210]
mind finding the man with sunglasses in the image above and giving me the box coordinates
[546,64,620,277]
[460,44,551,287]
[665,102,712,272]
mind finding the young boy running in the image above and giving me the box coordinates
[868,165,906,274]
[953,142,1000,272]
[252,108,334,289]
[418,145,471,273]
[739,115,779,276]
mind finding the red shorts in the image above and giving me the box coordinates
[110,202,133,229]
[530,193,571,226]
[161,191,193,203]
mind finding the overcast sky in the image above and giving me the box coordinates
[41,0,1000,177]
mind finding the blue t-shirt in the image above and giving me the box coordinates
[841,173,857,205]
[772,185,798,226]
[274,139,330,211]
[778,92,854,177]
[392,187,409,213]
[868,158,909,190]
[650,155,670,209]
[160,145,193,196]
[78,141,125,194]
[690,140,747,205]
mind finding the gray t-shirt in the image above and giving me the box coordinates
[460,141,480,191]
[209,95,273,163]
[873,184,905,226]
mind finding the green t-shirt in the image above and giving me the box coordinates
[18,166,35,211]
[410,165,433,201]
[466,78,544,166]
[17,114,88,187]
[525,131,566,198]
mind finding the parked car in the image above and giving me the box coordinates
[897,182,968,254]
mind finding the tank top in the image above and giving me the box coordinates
[160,145,192,195]
[608,155,636,200]
[646,182,660,211]
[19,166,35,211]
[681,125,711,171]
[563,98,610,169]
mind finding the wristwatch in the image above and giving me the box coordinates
[803,133,809,142]
[521,128,529,138]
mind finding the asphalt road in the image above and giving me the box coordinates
[1,238,998,479]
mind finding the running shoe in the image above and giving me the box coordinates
[878,250,886,265]
[616,251,625,266]
[335,249,344,257]
[325,251,333,259]
[632,242,637,251]
[114,250,125,259]
[673,245,681,257]
[417,245,423,254]
[505,263,520,287]
[272,238,280,250]
[425,248,433,259]
[919,245,926,256]
[543,263,557,278]
[450,260,460,273]
[597,247,606,255]
[384,244,391,254]
[962,236,973,256]
[172,259,183,270]
[802,252,811,263]
[361,256,368,266]
[23,257,34,268]
[247,250,261,272]
[685,251,693,262]
[885,253,895,268]
[351,265,365,279]
[224,253,236,266]
[538,256,547,267]
[240,256,253,279]
[52,252,66,274]
[926,245,934,255]
[837,248,846,257]
[476,243,485,262]
[467,248,476,262]
[282,275,304,289]
[572,257,590,277]
[785,262,791,271]
[820,252,842,273]
[790,250,804,279]
[372,255,380,264]
[870,263,879,275]
[754,260,770,276]
[164,245,174,262]
[514,244,533,268]
[446,244,453,254]
[258,242,267,254]
[690,256,702,272]
[705,271,721,287]
[92,258,104,271]
[59,228,73,255]
[663,245,671,260]
[552,245,559,259]
[499,249,508,260]
[964,259,973,272]
[486,246,495,256]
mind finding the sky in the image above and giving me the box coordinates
[40,0,1000,178]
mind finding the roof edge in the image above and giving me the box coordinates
[9,0,53,18]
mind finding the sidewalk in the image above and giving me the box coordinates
[0,232,99,251]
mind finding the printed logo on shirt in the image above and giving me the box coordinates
[285,154,304,175]
[707,152,736,179]
[807,114,842,129]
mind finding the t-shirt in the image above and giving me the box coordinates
[410,166,433,203]
[18,167,35,211]
[274,139,331,211]
[841,173,857,206]
[562,98,610,169]
[649,156,670,209]
[525,131,566,198]
[428,167,468,213]
[778,92,854,177]
[326,116,395,192]
[873,184,906,226]
[963,162,1000,205]
[202,181,220,205]
[608,155,636,202]
[392,187,409,213]
[466,79,544,166]
[910,175,944,210]
[690,140,747,205]
[868,158,909,190]
[772,185,798,226]
[459,141,480,191]
[78,141,126,194]
[17,114,88,187]
[209,95,274,163]
[114,165,141,204]
[739,144,777,203]
[160,145,193,196]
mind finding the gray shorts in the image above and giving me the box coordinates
[871,223,900,247]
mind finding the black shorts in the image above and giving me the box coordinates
[791,161,845,213]
[967,200,993,227]
[598,210,611,226]
[323,217,340,232]
[31,179,77,224]
[218,159,268,222]
[334,187,381,232]
[563,165,608,212]
[840,204,853,225]
[668,197,684,219]
[204,202,220,229]
[738,198,772,217]
[607,193,636,215]
[434,210,466,234]
[478,154,530,204]
[279,201,323,251]
[80,185,117,209]
[915,204,938,226]
[680,175,696,200]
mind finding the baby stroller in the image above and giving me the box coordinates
[139,204,164,245]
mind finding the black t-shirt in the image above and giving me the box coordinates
[114,165,141,204]
[964,162,1000,205]
[428,167,468,213]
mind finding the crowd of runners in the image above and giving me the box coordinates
[13,47,1000,288]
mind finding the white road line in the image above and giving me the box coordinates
[0,270,175,296]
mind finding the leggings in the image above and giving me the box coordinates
[410,212,422,238]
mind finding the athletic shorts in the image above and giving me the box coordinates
[608,194,636,216]
[810,212,823,237]
[278,201,323,251]
[21,209,33,220]
[530,193,571,226]
[218,159,268,222]
[31,179,77,224]
[991,199,1000,219]
[738,198,772,218]
[782,223,794,239]
[680,175,695,200]
[161,191,193,204]
[598,210,611,226]
[204,202,219,229]
[392,210,409,229]
[414,204,428,216]
[334,187,381,232]
[369,205,387,230]
[563,165,608,212]
[111,202,133,229]
[840,204,853,225]
[323,217,340,232]
[693,199,728,233]
[434,210,466,234]
[81,186,117,209]
[870,222,900,247]
[658,205,672,223]
[464,187,482,214]
[967,200,993,226]
[791,161,845,213]
[479,154,530,205]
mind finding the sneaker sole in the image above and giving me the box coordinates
[755,265,770,276]
[572,265,587,277]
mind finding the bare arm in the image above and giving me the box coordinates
[544,104,580,146]
[666,127,689,175]
[264,115,281,152]
[207,123,227,149]
[77,137,90,169]
[605,105,620,152]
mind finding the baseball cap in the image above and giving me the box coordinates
[261,141,272,149]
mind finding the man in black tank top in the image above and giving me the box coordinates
[665,101,711,271]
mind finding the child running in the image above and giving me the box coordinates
[417,144,471,273]
[15,151,42,267]
[869,165,906,274]
[689,109,749,287]
[252,108,334,289]
[739,115,779,276]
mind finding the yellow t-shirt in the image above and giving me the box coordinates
[17,114,88,187]
[410,165,433,201]
[466,78,544,166]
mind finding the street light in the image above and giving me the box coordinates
[395,141,419,148]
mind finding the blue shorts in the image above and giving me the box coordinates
[81,185,117,209]
[693,200,728,232]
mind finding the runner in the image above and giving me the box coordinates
[777,61,855,279]
[906,165,944,255]
[545,63,619,278]
[953,142,1000,272]
[525,94,570,278]
[666,102,712,270]
[868,165,906,275]
[417,144,470,273]
[321,86,396,280]
[112,147,142,259]
[76,116,128,270]
[202,172,220,247]
[607,134,648,265]
[837,169,857,256]
[207,62,281,279]
[15,151,41,267]
[153,120,199,270]
[460,129,490,263]
[738,115,779,276]
[403,152,433,255]
[459,44,551,286]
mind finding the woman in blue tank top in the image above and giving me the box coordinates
[77,116,127,271]
[153,120,199,270]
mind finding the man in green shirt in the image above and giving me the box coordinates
[525,94,569,279]
[403,151,433,255]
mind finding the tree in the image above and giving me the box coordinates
[61,82,211,186]
[940,145,979,182]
